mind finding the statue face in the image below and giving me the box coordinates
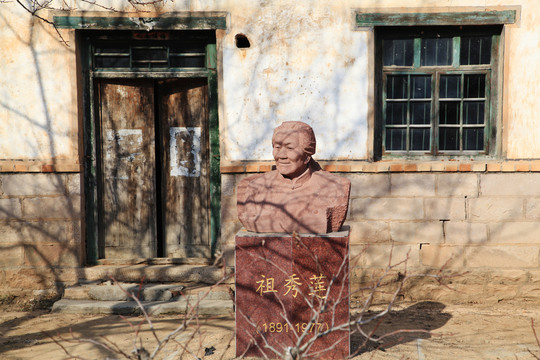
[272,131,310,179]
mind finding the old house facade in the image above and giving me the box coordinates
[1,0,539,305]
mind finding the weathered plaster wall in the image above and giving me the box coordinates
[0,0,539,162]
[0,3,77,162]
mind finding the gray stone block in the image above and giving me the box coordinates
[390,173,436,196]
[2,174,67,196]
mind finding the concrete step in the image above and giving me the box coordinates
[64,282,233,302]
[52,298,234,316]
[77,264,232,284]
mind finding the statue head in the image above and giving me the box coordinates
[272,121,316,179]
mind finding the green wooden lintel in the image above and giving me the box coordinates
[356,10,516,27]
[53,15,227,30]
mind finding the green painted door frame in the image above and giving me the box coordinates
[60,16,226,264]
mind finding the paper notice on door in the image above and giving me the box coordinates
[105,129,144,180]
[170,127,201,177]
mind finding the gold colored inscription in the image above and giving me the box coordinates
[260,322,330,333]
[256,275,278,296]
[283,274,302,298]
[308,273,328,299]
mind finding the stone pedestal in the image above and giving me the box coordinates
[235,228,350,359]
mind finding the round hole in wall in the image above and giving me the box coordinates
[235,34,251,49]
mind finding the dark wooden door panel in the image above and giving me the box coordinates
[159,78,210,258]
[98,79,157,258]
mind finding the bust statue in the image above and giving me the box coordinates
[237,121,351,234]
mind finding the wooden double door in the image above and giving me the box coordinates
[96,78,210,259]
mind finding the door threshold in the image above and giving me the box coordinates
[95,258,213,266]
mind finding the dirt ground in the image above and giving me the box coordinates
[1,299,540,359]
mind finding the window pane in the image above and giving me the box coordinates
[463,101,485,124]
[387,75,408,99]
[132,47,168,61]
[439,102,460,125]
[463,128,484,150]
[383,39,414,66]
[386,103,407,125]
[439,128,459,151]
[410,128,430,151]
[440,75,461,98]
[464,74,486,98]
[410,102,431,125]
[411,75,431,99]
[386,128,406,151]
[170,56,205,68]
[461,36,492,65]
[95,56,130,68]
[421,38,453,66]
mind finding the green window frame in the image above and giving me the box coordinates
[377,25,502,157]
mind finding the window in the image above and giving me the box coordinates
[376,26,502,157]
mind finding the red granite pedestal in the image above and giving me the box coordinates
[235,228,350,359]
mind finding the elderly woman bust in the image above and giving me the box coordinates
[237,121,351,234]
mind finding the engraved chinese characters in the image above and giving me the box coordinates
[235,231,350,359]
[237,121,351,234]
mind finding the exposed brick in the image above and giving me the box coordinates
[431,162,446,172]
[531,161,540,172]
[501,162,515,172]
[336,164,351,172]
[486,163,501,172]
[351,198,423,221]
[349,173,390,197]
[349,163,364,172]
[417,163,432,172]
[220,165,244,173]
[489,222,540,244]
[437,173,478,197]
[444,163,458,172]
[2,174,66,196]
[471,163,487,172]
[390,173,436,196]
[22,196,81,219]
[390,221,444,244]
[481,173,540,196]
[469,197,523,221]
[459,163,472,172]
[0,198,22,219]
[375,163,389,172]
[444,222,488,244]
[259,164,273,172]
[41,165,54,172]
[424,198,466,220]
[348,221,391,244]
[245,164,259,172]
[0,245,24,267]
[421,245,539,269]
[389,164,403,172]
[403,164,417,172]
[516,162,530,172]
[323,164,337,172]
